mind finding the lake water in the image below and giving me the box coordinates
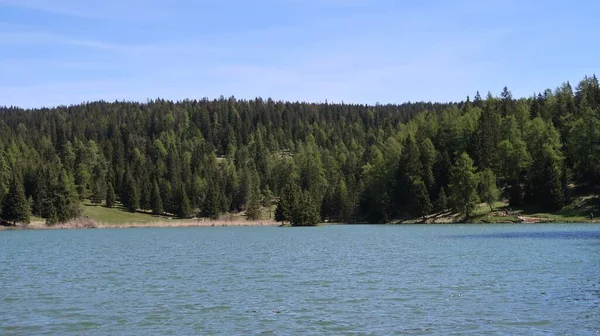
[1,224,599,335]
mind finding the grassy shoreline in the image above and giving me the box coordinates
[396,196,600,224]
[2,196,599,230]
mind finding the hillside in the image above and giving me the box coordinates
[1,75,600,226]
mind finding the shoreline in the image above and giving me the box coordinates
[0,218,280,231]
[3,218,598,231]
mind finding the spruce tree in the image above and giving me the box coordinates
[246,193,261,220]
[90,164,105,205]
[175,186,192,219]
[203,183,221,219]
[105,183,116,208]
[527,144,564,210]
[336,179,350,223]
[409,178,432,219]
[1,175,30,225]
[478,168,500,211]
[139,176,152,211]
[128,181,140,213]
[290,189,320,226]
[151,180,163,215]
[436,187,448,212]
[54,170,82,223]
[121,172,139,213]
[449,153,480,218]
[90,181,104,205]
[275,181,299,224]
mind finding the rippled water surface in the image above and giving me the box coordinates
[1,224,599,335]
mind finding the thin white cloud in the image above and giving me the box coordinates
[0,31,123,50]
[1,0,580,108]
[0,0,173,21]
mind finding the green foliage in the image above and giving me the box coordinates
[478,169,500,211]
[203,182,222,220]
[335,179,350,223]
[449,153,480,218]
[436,187,448,212]
[1,175,30,224]
[105,183,116,208]
[175,186,192,218]
[47,169,82,224]
[291,189,320,226]
[121,172,140,213]
[151,180,164,215]
[274,180,320,226]
[526,144,565,210]
[245,193,261,220]
[275,181,299,224]
[409,178,432,218]
[0,74,599,225]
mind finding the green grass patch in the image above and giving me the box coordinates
[82,202,180,225]
[81,201,276,225]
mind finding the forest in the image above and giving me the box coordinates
[0,75,599,226]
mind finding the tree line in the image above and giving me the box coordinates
[1,75,599,226]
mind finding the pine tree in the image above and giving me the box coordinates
[246,193,261,220]
[203,183,221,219]
[105,183,116,208]
[478,168,500,211]
[275,181,299,224]
[290,189,320,226]
[526,144,565,210]
[53,170,82,223]
[122,173,139,213]
[1,175,30,225]
[175,186,192,218]
[436,187,448,212]
[90,164,106,205]
[128,181,140,213]
[139,177,152,211]
[274,198,288,223]
[90,181,104,205]
[409,178,432,219]
[449,153,480,218]
[394,135,422,210]
[336,179,350,223]
[151,180,163,215]
[474,95,501,170]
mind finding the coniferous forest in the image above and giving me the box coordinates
[1,75,599,226]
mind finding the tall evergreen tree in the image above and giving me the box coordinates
[53,169,82,223]
[151,180,164,215]
[449,153,480,218]
[526,144,565,210]
[1,175,30,225]
[478,168,500,211]
[175,186,192,218]
[246,193,261,220]
[203,182,222,219]
[90,164,106,205]
[409,178,432,219]
[290,189,320,226]
[275,181,299,224]
[105,183,116,208]
[436,187,448,212]
[121,172,139,213]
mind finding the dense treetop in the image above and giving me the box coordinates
[1,75,599,225]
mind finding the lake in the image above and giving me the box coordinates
[1,224,599,335]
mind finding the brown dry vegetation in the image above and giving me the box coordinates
[0,217,278,230]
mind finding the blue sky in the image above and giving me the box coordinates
[0,0,598,108]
